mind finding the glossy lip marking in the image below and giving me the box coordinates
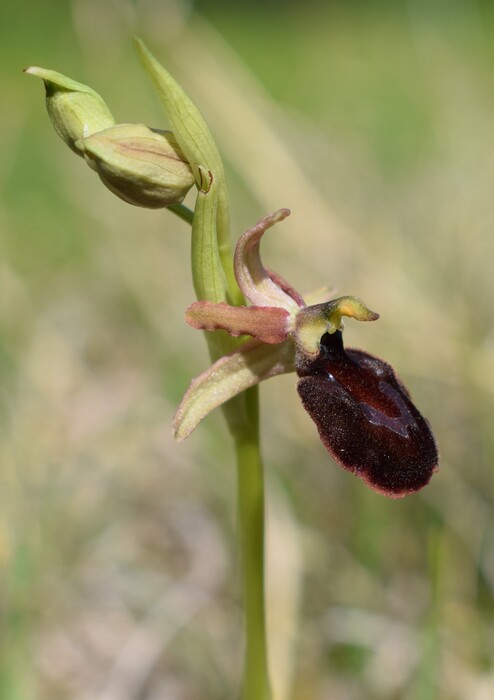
[360,381,416,439]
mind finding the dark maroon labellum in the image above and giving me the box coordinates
[296,331,438,497]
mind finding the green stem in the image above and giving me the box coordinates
[234,387,271,700]
[148,43,271,695]
[168,203,194,225]
[170,194,272,700]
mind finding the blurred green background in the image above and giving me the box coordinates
[2,0,494,698]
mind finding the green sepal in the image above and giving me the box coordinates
[24,66,115,155]
[81,123,194,208]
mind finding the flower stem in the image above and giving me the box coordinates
[170,192,271,699]
[168,203,194,225]
[143,43,271,696]
[234,386,271,700]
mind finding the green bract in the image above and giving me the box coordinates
[135,38,240,307]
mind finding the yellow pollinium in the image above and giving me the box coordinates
[295,296,380,356]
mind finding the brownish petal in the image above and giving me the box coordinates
[186,301,290,344]
[296,331,438,497]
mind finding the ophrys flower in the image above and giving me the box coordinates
[174,209,438,497]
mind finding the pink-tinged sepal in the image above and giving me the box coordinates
[296,331,438,498]
[174,339,295,441]
[234,209,305,310]
[186,301,290,344]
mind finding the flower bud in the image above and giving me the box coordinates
[24,67,116,156]
[81,123,195,208]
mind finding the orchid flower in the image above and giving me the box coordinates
[173,209,438,498]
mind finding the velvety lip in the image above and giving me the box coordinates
[296,331,438,497]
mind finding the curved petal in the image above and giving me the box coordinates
[186,301,290,344]
[234,209,305,310]
[173,339,295,441]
